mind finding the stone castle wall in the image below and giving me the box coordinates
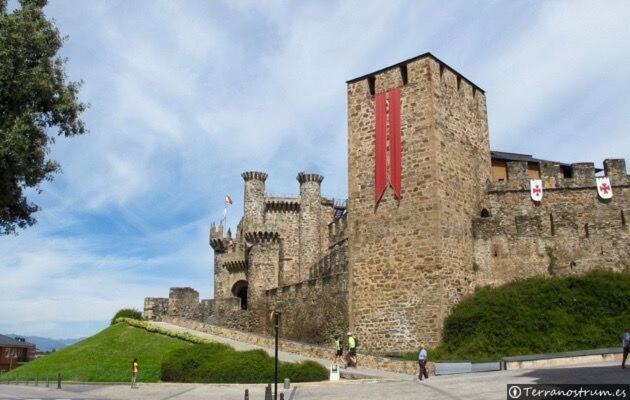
[143,297,168,321]
[266,240,349,344]
[144,287,212,322]
[474,160,630,285]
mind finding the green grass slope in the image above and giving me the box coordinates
[411,271,630,361]
[3,321,328,383]
[3,323,191,382]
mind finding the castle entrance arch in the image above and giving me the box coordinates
[231,280,248,310]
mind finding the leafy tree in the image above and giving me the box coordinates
[0,0,86,235]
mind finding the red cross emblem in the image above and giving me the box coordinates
[599,182,611,194]
[532,185,542,195]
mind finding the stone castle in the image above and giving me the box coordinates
[144,52,630,353]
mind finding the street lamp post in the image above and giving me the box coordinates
[271,311,281,400]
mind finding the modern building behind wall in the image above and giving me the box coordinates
[144,52,630,353]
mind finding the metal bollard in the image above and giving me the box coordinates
[244,388,249,400]
[57,372,61,389]
[284,378,290,389]
[264,383,272,400]
[280,393,285,400]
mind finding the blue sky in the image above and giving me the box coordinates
[1,0,629,339]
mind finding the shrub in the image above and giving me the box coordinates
[161,344,328,383]
[111,309,143,325]
[432,270,630,361]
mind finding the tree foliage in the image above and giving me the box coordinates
[0,0,86,235]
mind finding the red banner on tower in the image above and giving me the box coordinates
[375,92,387,203]
[388,88,401,199]
[374,87,402,205]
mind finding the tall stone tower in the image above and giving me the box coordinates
[242,171,268,232]
[297,172,324,281]
[347,53,491,352]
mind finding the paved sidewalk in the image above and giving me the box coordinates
[1,362,627,400]
[152,321,415,381]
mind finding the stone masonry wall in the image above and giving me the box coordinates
[143,297,168,320]
[266,273,348,345]
[266,240,349,345]
[347,55,489,352]
[474,160,630,284]
[263,199,300,286]
[246,234,281,332]
[167,287,200,319]
[432,58,491,336]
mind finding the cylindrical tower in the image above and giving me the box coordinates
[297,172,324,280]
[241,171,268,232]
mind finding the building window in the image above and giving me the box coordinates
[491,161,508,182]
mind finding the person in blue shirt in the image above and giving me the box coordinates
[418,344,428,380]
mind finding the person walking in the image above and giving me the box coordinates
[418,344,429,381]
[131,358,139,388]
[622,328,630,369]
[334,336,343,362]
[346,332,357,368]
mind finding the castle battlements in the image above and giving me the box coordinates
[244,230,281,243]
[241,171,268,182]
[264,197,300,212]
[488,158,629,192]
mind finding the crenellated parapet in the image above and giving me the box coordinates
[221,250,247,271]
[265,197,300,212]
[241,171,268,182]
[488,159,629,192]
[210,223,241,254]
[244,230,281,243]
[297,172,324,184]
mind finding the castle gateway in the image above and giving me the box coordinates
[144,53,630,353]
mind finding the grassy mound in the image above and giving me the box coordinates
[3,321,328,383]
[2,323,190,382]
[161,343,328,383]
[405,270,630,361]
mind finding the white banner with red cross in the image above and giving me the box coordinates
[596,177,613,199]
[530,179,543,202]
